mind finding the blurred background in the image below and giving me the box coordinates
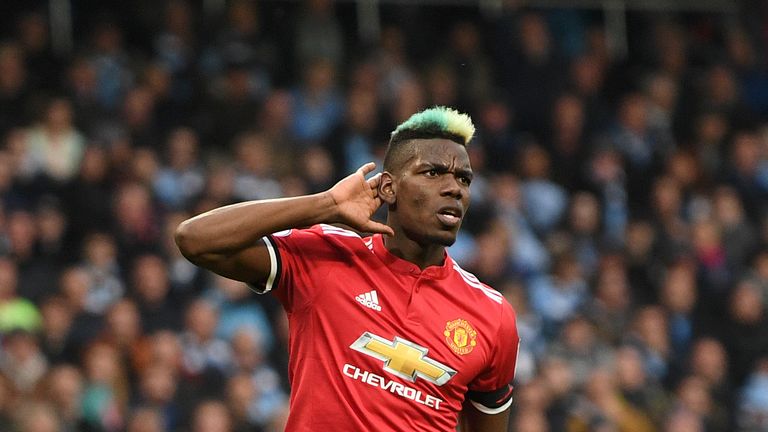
[0,0,767,431]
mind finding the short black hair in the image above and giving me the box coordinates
[383,106,475,172]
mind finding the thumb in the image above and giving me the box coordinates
[363,221,395,237]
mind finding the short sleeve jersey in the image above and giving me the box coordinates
[255,225,519,431]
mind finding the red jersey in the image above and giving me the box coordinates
[254,224,519,431]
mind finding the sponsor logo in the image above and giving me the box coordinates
[444,319,477,355]
[355,290,381,311]
[350,332,456,386]
[342,364,444,410]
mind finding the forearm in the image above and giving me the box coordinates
[175,192,337,262]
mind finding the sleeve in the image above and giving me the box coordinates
[467,301,519,414]
[247,225,349,313]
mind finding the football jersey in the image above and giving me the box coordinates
[253,224,519,431]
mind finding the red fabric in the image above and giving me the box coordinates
[269,225,519,431]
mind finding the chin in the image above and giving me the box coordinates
[427,231,458,247]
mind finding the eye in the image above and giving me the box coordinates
[458,175,472,186]
[425,169,438,177]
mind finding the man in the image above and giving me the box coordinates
[175,107,519,431]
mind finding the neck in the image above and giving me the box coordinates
[382,228,447,270]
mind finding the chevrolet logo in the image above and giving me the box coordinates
[350,332,456,386]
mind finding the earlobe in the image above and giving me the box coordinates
[379,172,396,205]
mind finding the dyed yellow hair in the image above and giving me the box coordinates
[390,106,475,146]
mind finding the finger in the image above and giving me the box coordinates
[367,173,382,189]
[364,221,395,236]
[357,162,377,177]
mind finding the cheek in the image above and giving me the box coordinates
[399,185,430,216]
[407,188,430,210]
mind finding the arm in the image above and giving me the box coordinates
[174,162,393,283]
[458,401,510,432]
[460,302,518,432]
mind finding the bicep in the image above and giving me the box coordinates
[190,237,274,285]
[459,399,510,432]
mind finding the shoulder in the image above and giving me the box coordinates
[271,224,369,251]
[449,261,517,331]
[449,261,506,307]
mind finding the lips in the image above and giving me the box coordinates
[436,206,463,227]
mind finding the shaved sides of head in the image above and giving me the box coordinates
[383,106,475,173]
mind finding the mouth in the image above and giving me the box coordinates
[436,206,463,227]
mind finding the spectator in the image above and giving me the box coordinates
[225,373,258,432]
[519,143,568,234]
[100,299,143,365]
[547,314,613,386]
[501,12,566,140]
[179,299,231,376]
[658,259,700,367]
[200,0,276,99]
[325,87,383,178]
[228,328,286,427]
[80,341,128,432]
[125,406,165,432]
[290,57,344,144]
[205,275,273,347]
[673,374,728,431]
[153,0,198,105]
[567,369,656,432]
[0,43,29,136]
[134,364,180,430]
[58,266,104,356]
[501,281,543,383]
[62,145,114,240]
[79,232,124,315]
[191,399,233,432]
[528,251,588,337]
[112,182,162,261]
[40,364,87,432]
[293,0,344,71]
[88,21,134,112]
[615,344,669,426]
[153,127,205,211]
[719,279,768,386]
[624,305,672,383]
[584,256,634,346]
[23,97,85,185]
[13,401,62,432]
[8,208,60,303]
[688,337,734,425]
[737,358,768,431]
[0,257,41,333]
[548,93,590,191]
[232,132,283,202]
[0,328,48,393]
[131,254,181,332]
[38,294,77,364]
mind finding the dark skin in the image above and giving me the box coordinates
[175,138,510,431]
[379,139,473,268]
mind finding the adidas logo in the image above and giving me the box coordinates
[355,290,382,311]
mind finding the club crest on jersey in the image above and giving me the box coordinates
[444,319,477,355]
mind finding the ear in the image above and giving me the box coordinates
[379,171,396,205]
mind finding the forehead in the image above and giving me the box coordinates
[406,138,471,167]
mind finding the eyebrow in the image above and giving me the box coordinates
[416,162,474,179]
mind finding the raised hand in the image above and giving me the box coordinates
[327,162,394,236]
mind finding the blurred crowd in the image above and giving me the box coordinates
[1,0,768,431]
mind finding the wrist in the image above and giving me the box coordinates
[315,191,341,224]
